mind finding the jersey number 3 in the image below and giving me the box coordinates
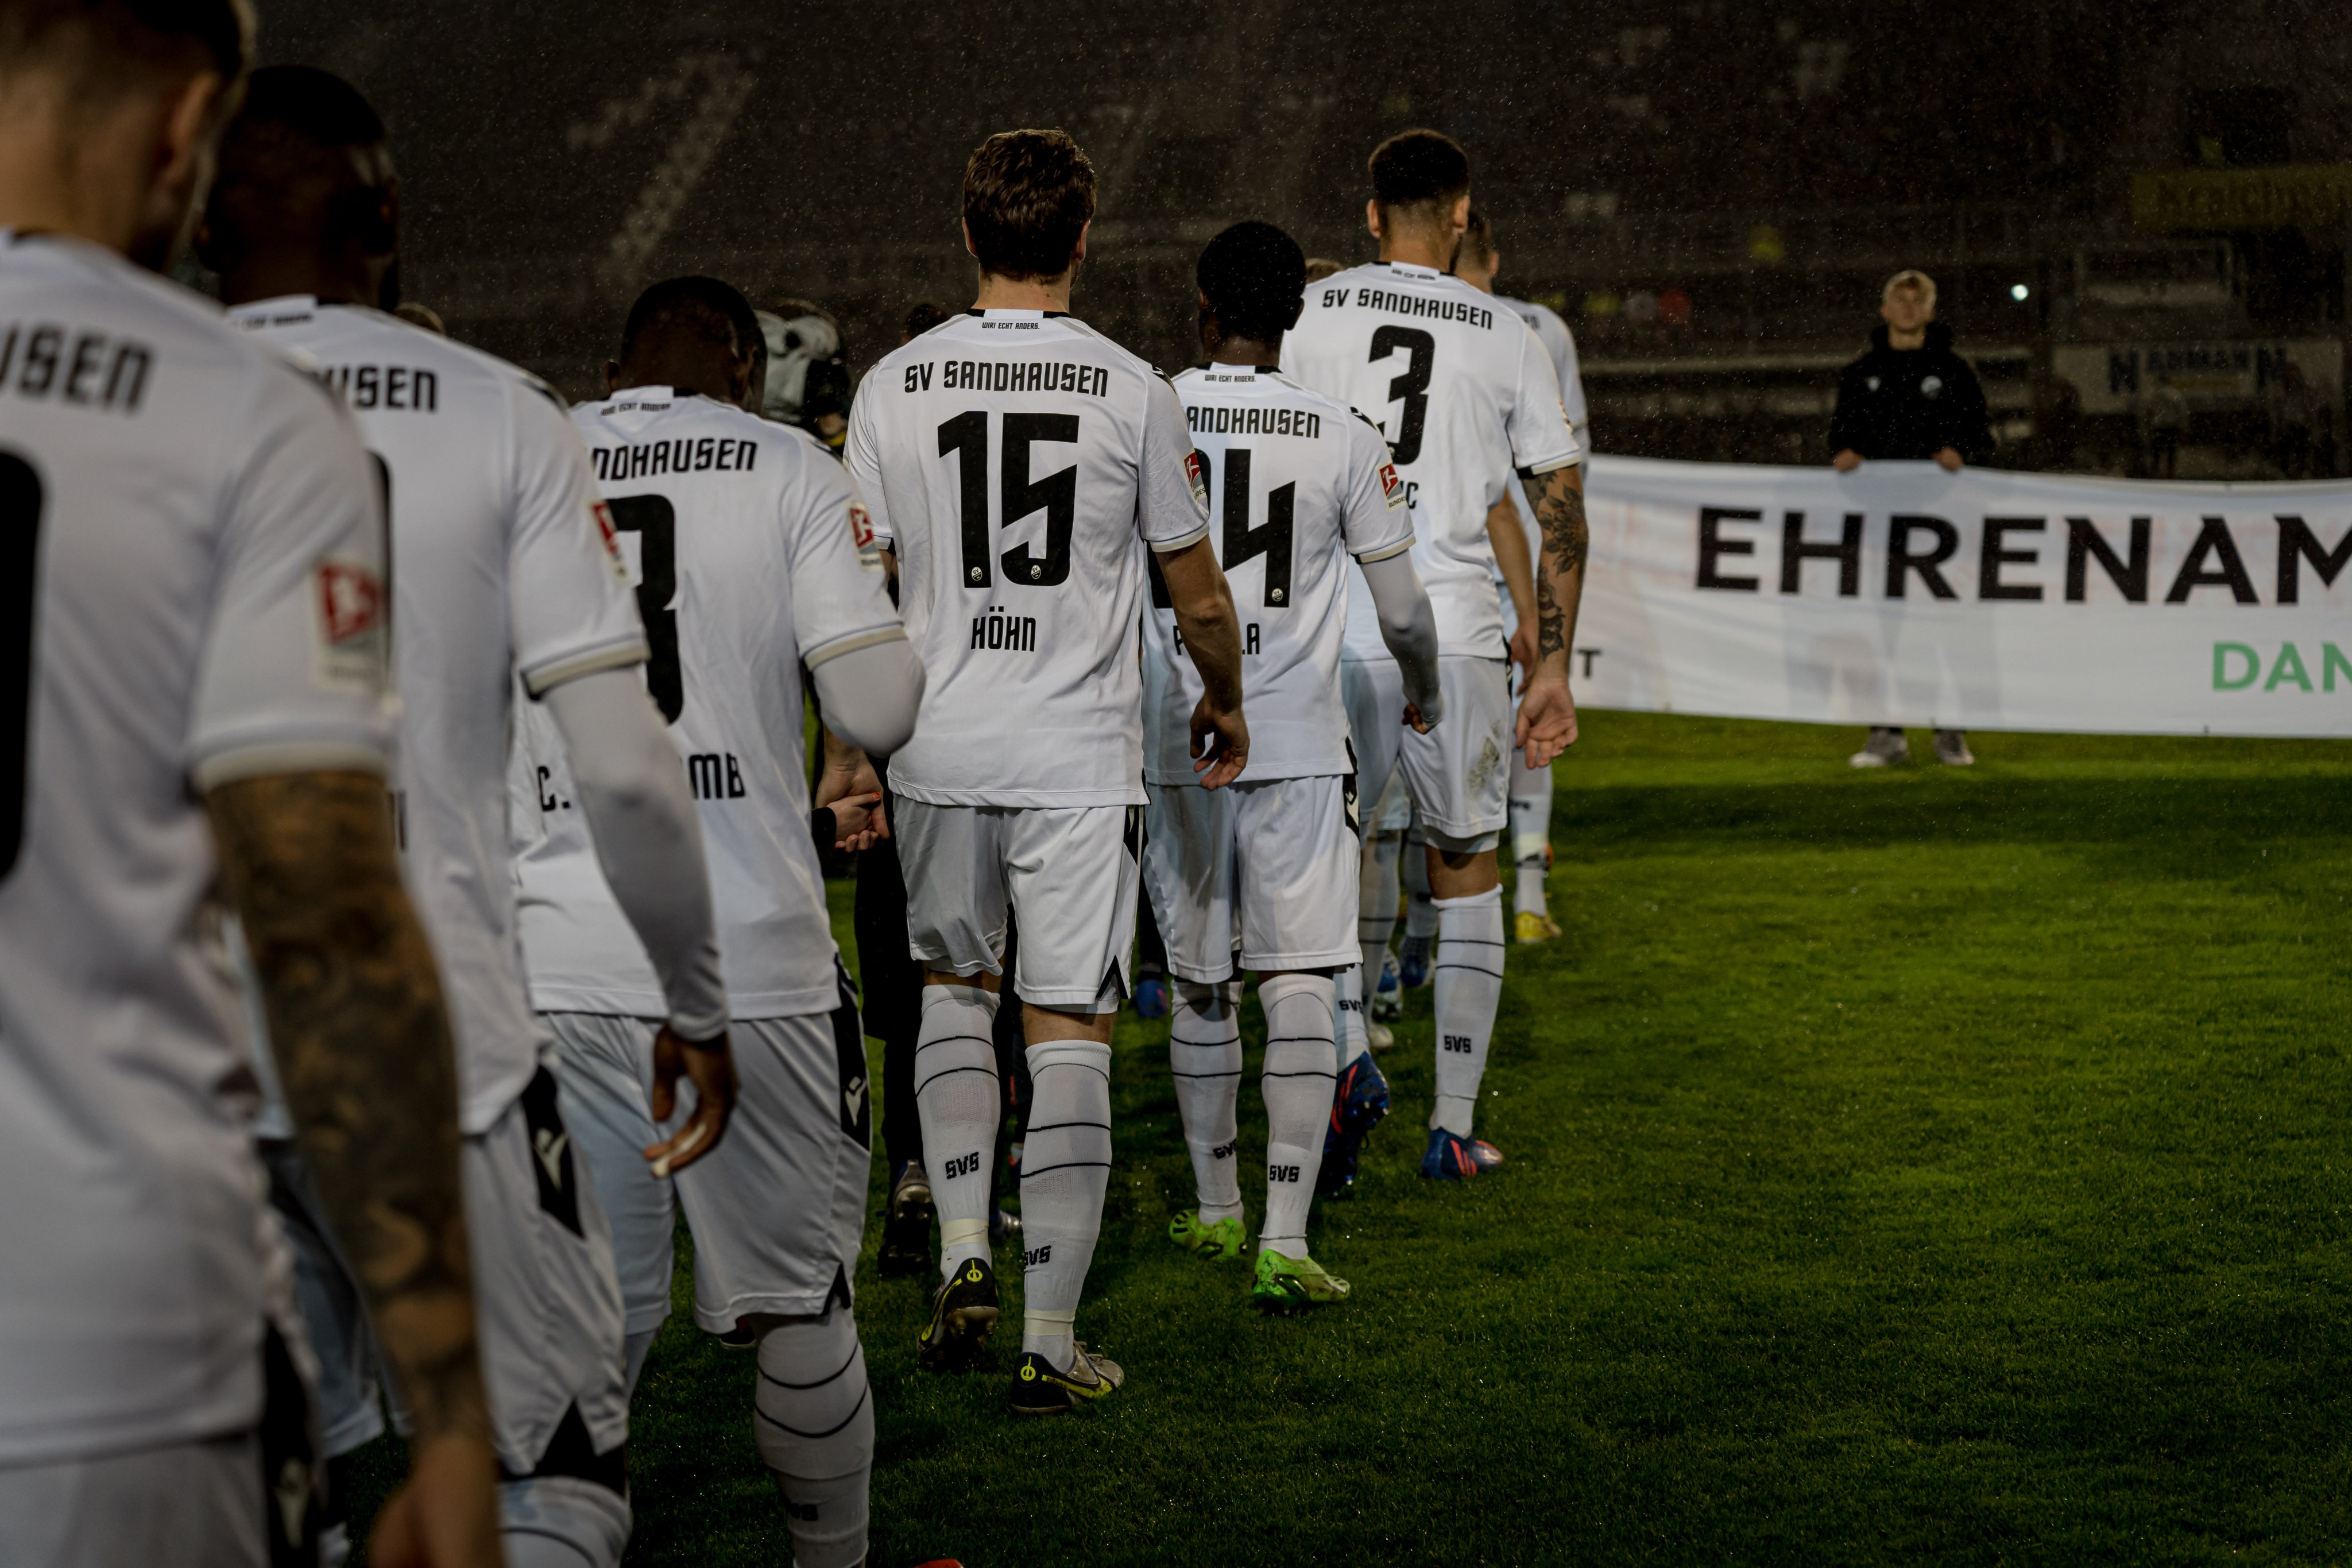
[0,452,38,882]
[937,411,1078,589]
[605,494,682,723]
[1370,326,1434,466]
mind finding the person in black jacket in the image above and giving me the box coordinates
[1829,269,1991,768]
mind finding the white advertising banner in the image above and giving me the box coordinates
[1573,455,2352,737]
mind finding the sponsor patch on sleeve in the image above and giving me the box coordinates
[1184,449,1209,513]
[1378,461,1404,509]
[590,500,631,587]
[312,557,386,692]
[848,500,884,571]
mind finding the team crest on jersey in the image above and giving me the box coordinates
[311,557,386,693]
[1184,449,1209,512]
[1377,461,1405,508]
[590,500,630,586]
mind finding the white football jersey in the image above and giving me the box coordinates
[232,297,649,1135]
[513,389,902,1020]
[1143,366,1410,784]
[1282,261,1580,657]
[0,235,393,1464]
[1503,296,1588,446]
[846,310,1210,807]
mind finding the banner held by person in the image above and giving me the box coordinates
[1573,455,2352,737]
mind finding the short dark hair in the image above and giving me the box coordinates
[1368,128,1469,213]
[0,0,250,92]
[902,301,949,340]
[962,129,1096,282]
[1460,208,1495,265]
[205,66,392,269]
[621,276,757,365]
[1198,221,1305,345]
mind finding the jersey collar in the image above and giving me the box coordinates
[963,308,1071,319]
[1375,260,1444,281]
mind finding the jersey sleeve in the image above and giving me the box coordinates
[788,453,905,669]
[1138,371,1212,553]
[842,390,894,551]
[1340,411,1414,562]
[187,368,397,790]
[508,378,649,698]
[1542,307,1589,439]
[1507,322,1583,476]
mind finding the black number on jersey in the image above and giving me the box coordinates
[369,452,395,670]
[1370,325,1435,466]
[937,411,1080,589]
[606,494,682,722]
[1195,447,1294,609]
[0,452,40,883]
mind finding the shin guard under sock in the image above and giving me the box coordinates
[1257,974,1337,1256]
[753,1307,873,1568]
[914,984,1000,1279]
[1020,1037,1113,1372]
[1359,831,1403,977]
[1403,833,1439,944]
[1430,888,1505,1136]
[1169,980,1243,1222]
[1334,966,1368,1068]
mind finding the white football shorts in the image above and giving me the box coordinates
[1396,655,1512,851]
[895,800,1141,1012]
[1340,656,1405,831]
[1142,775,1360,982]
[545,989,871,1335]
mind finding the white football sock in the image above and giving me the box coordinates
[622,1326,658,1401]
[1359,830,1403,976]
[1430,888,1505,1137]
[1334,965,1369,1068]
[1510,761,1553,922]
[1020,1036,1113,1372]
[1169,979,1243,1224]
[1403,833,1439,944]
[752,1306,872,1568]
[498,1476,630,1568]
[914,983,1000,1280]
[1256,974,1336,1258]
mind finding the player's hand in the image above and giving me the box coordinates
[366,1432,501,1568]
[646,1025,737,1176]
[1402,692,1442,735]
[1832,448,1863,473]
[1190,698,1250,791]
[1514,671,1579,769]
[1935,446,1965,472]
[829,791,885,850]
[1507,622,1536,680]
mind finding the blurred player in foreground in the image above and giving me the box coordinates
[1145,220,1440,1303]
[1283,129,1589,1180]
[848,127,1246,1413]
[208,66,741,1567]
[517,274,920,1566]
[0,6,500,1564]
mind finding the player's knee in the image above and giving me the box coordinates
[499,1474,631,1568]
[1026,1036,1112,1078]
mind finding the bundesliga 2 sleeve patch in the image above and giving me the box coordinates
[849,500,884,572]
[1379,461,1405,508]
[311,556,386,693]
[591,500,632,587]
[1185,449,1209,513]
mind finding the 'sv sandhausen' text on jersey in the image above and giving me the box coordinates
[234,296,648,1135]
[1143,366,1410,784]
[0,237,394,1464]
[1282,261,1580,657]
[846,310,1209,807]
[513,389,903,1020]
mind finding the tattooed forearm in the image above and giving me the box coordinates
[1527,465,1591,662]
[207,772,490,1448]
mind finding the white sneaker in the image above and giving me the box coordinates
[1933,729,1975,766]
[1848,727,1909,769]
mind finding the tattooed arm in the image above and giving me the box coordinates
[1512,462,1591,769]
[207,771,501,1568]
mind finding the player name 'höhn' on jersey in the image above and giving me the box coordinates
[1282,261,1580,659]
[1143,366,1410,783]
[513,388,903,1021]
[847,309,1210,808]
[233,295,651,1135]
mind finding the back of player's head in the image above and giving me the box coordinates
[1197,221,1305,345]
[0,0,250,99]
[902,301,949,342]
[1368,128,1470,216]
[1303,257,1344,285]
[621,275,758,367]
[962,128,1096,282]
[204,66,393,269]
[1460,209,1495,266]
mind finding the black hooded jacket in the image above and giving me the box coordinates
[1828,322,1992,461]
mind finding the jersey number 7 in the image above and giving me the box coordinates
[0,452,40,882]
[605,494,682,723]
[937,411,1078,589]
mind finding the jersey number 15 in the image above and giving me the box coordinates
[937,411,1077,589]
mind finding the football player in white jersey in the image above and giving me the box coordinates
[0,11,502,1567]
[204,69,741,1568]
[847,127,1247,1414]
[1282,129,1592,1180]
[513,274,921,1567]
[1146,222,1440,1308]
[1454,208,1592,946]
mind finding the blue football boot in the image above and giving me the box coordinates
[1397,934,1432,990]
[1371,949,1402,1021]
[1317,1053,1391,1199]
[1420,1128,1504,1180]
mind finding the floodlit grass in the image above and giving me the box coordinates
[349,712,2352,1566]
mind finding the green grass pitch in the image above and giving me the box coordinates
[349,711,2352,1565]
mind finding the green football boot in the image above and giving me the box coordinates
[1251,1248,1351,1314]
[918,1256,999,1371]
[1007,1342,1126,1416]
[1168,1209,1244,1260]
